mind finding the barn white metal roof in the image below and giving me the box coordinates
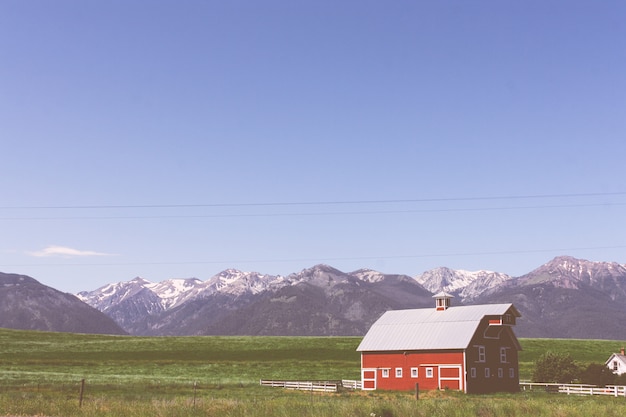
[356,304,520,352]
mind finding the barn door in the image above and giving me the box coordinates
[438,365,463,391]
[361,368,377,390]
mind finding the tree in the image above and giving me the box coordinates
[614,372,626,386]
[579,363,615,387]
[532,351,582,383]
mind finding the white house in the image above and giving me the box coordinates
[605,348,626,375]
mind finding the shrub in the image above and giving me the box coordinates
[532,351,582,383]
[579,363,615,387]
[614,372,626,385]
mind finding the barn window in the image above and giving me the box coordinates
[485,368,490,378]
[470,368,476,378]
[500,347,508,363]
[381,369,389,378]
[395,368,403,378]
[477,345,486,362]
[411,368,418,378]
[426,367,434,378]
[498,368,503,378]
[509,368,515,378]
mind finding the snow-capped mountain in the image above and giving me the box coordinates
[415,267,512,301]
[77,277,159,313]
[76,269,290,334]
[475,256,626,339]
[350,268,394,283]
[196,265,433,336]
[145,278,207,309]
[77,265,433,336]
[77,270,287,312]
[204,269,287,296]
[77,276,205,313]
[71,256,626,339]
[515,255,626,295]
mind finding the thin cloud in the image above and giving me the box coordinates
[28,245,115,258]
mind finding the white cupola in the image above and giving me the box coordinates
[433,291,454,311]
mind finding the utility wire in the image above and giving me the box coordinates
[1,202,624,221]
[1,191,625,210]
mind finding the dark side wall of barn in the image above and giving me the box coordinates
[465,322,520,394]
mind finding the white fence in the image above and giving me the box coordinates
[520,381,626,398]
[559,385,626,397]
[262,379,626,397]
[259,380,338,392]
[260,379,363,392]
[341,379,363,390]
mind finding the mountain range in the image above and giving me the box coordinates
[2,256,626,339]
[76,265,434,336]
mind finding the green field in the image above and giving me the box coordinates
[0,328,625,416]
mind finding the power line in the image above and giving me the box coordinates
[1,201,624,221]
[1,191,625,210]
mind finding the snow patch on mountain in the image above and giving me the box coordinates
[77,277,153,312]
[78,269,290,313]
[416,267,512,301]
[205,269,286,296]
[516,255,626,291]
[350,269,388,283]
[145,278,206,309]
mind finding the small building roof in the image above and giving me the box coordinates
[357,303,520,352]
[604,353,626,366]
[432,291,454,298]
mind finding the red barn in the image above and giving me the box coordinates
[357,292,521,394]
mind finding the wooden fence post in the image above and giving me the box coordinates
[79,379,85,408]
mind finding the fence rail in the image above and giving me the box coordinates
[262,379,626,397]
[559,385,626,397]
[520,381,626,397]
[259,380,338,392]
[341,379,362,390]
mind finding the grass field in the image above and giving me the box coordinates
[0,328,625,416]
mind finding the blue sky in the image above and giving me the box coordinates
[1,1,625,293]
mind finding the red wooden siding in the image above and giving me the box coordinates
[360,325,520,393]
[439,367,459,378]
[361,350,464,391]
